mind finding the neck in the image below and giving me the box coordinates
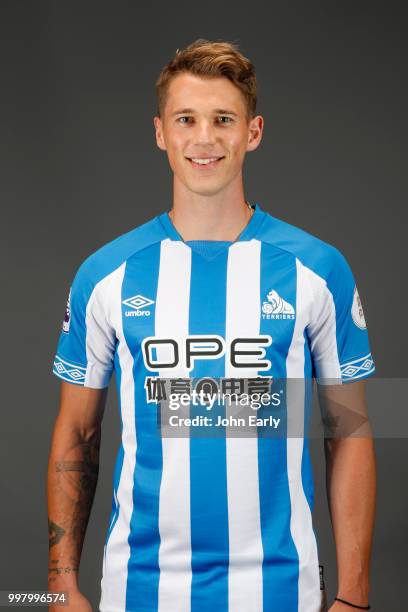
[169,177,253,241]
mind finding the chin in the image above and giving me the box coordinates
[189,176,235,196]
[187,184,227,197]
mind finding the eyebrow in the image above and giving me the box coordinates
[171,108,239,117]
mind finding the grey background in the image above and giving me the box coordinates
[1,1,407,610]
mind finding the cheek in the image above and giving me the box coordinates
[163,128,185,152]
[228,134,248,161]
[170,135,185,151]
[165,137,186,166]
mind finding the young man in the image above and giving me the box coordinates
[48,40,376,612]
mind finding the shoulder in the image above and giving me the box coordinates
[258,209,352,282]
[72,214,165,291]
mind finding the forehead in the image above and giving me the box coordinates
[164,73,247,115]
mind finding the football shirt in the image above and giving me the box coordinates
[52,203,375,612]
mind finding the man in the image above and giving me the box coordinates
[47,39,376,612]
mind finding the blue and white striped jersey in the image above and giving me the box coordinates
[52,203,375,612]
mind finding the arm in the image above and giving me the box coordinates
[319,380,376,610]
[47,381,108,609]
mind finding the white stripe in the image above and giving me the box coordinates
[156,239,192,612]
[286,259,322,612]
[224,239,263,612]
[305,266,342,383]
[99,262,135,612]
[84,276,117,388]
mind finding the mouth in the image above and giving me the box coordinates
[185,156,225,169]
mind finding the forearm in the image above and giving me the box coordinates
[325,436,376,604]
[47,417,101,589]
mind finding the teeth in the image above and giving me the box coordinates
[190,158,220,165]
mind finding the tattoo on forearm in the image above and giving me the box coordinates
[48,565,79,577]
[48,556,78,582]
[48,433,100,556]
[48,520,65,547]
[56,461,86,472]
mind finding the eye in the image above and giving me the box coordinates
[217,116,233,124]
[177,116,193,124]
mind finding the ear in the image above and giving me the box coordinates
[153,116,167,151]
[246,115,264,153]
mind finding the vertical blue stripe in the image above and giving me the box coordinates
[189,250,229,612]
[122,243,163,612]
[258,244,299,611]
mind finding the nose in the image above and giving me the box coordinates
[194,118,216,145]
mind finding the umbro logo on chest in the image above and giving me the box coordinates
[122,294,155,317]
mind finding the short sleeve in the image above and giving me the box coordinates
[306,248,375,384]
[52,264,116,388]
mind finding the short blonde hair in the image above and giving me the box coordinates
[155,39,257,120]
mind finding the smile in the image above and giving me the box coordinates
[186,156,225,169]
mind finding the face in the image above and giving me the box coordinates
[154,73,263,197]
